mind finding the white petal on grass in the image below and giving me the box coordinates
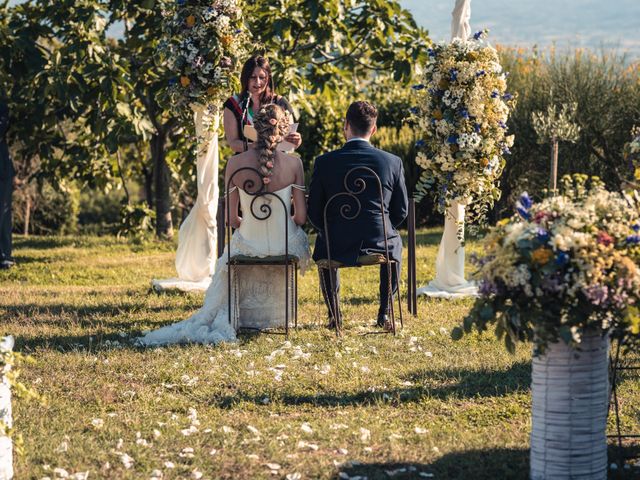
[439,327,448,335]
[296,440,319,451]
[330,423,348,430]
[247,425,261,436]
[181,425,198,436]
[389,433,403,440]
[120,453,134,469]
[164,461,175,469]
[319,364,331,375]
[246,454,260,460]
[192,469,203,479]
[360,427,371,443]
[91,418,104,429]
[150,469,163,479]
[179,448,195,458]
[53,468,69,478]
[414,427,428,434]
[222,426,235,434]
[285,473,302,480]
[360,365,371,374]
[337,448,348,455]
[265,463,281,470]
[425,351,433,357]
[300,422,313,434]
[210,448,218,456]
[69,473,89,480]
[153,429,161,439]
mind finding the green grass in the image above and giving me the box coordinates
[1,230,638,479]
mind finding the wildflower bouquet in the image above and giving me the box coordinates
[158,0,249,109]
[412,30,515,227]
[452,175,640,354]
[624,126,640,180]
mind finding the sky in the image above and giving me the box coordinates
[401,0,640,57]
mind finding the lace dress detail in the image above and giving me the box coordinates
[138,185,310,346]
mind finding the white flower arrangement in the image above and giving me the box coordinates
[411,30,516,227]
[158,0,250,108]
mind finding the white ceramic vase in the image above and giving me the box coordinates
[530,330,609,480]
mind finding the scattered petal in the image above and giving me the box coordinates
[300,422,313,434]
[360,427,371,443]
[120,453,134,469]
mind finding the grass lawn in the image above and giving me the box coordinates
[1,230,638,479]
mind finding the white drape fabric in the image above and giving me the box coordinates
[0,336,14,480]
[152,103,220,293]
[451,0,471,41]
[417,200,477,298]
[418,0,478,299]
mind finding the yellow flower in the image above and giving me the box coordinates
[634,167,640,181]
[432,109,443,120]
[531,247,553,265]
[186,15,196,27]
[221,35,233,48]
[180,76,191,87]
[480,158,489,167]
[206,86,217,95]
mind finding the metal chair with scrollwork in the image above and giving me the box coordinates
[316,166,403,336]
[225,167,299,337]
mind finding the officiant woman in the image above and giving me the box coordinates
[223,55,302,153]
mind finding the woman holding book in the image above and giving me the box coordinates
[223,55,302,153]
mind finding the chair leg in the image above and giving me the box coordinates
[387,262,396,335]
[285,263,289,339]
[294,263,298,329]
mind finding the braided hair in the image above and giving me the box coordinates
[253,104,290,184]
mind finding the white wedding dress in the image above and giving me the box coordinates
[138,185,310,346]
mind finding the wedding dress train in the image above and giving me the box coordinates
[138,185,310,346]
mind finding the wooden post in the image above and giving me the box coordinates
[217,196,225,258]
[550,137,559,193]
[407,199,417,316]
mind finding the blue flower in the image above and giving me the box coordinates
[502,146,511,155]
[536,228,550,242]
[476,70,486,77]
[459,108,469,119]
[633,224,640,233]
[447,134,459,144]
[235,29,243,34]
[503,92,514,100]
[491,90,499,98]
[516,206,530,220]
[168,77,178,86]
[409,107,420,115]
[473,30,486,40]
[415,139,426,148]
[519,191,532,210]
[177,0,185,4]
[474,123,481,133]
[555,251,570,266]
[449,68,458,82]
[427,48,437,57]
[626,235,640,244]
[412,84,425,90]
[446,172,454,181]
[498,120,507,129]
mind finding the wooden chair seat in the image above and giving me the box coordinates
[229,254,299,265]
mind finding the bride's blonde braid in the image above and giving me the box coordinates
[253,104,290,185]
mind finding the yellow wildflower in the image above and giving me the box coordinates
[186,15,196,27]
[180,76,191,87]
[531,247,553,265]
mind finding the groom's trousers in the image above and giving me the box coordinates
[318,260,401,320]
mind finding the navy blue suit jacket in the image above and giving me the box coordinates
[307,139,408,266]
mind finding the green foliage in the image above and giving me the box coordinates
[531,101,581,144]
[496,47,640,218]
[13,181,79,235]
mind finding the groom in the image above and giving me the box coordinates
[307,101,408,328]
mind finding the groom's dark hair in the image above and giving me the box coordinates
[346,101,378,136]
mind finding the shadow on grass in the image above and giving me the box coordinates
[332,447,529,480]
[210,361,531,409]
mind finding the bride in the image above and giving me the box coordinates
[139,104,310,346]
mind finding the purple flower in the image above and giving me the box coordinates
[412,84,425,90]
[633,224,640,233]
[476,70,486,77]
[449,68,458,82]
[502,146,511,155]
[491,90,499,98]
[427,48,436,57]
[459,108,469,119]
[585,285,609,306]
[503,93,514,100]
[447,134,459,144]
[479,280,497,296]
[498,120,507,129]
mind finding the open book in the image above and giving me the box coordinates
[243,123,299,152]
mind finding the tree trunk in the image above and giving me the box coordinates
[550,137,559,193]
[151,132,173,239]
[23,190,31,237]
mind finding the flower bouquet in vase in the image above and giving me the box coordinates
[412,30,516,298]
[452,174,640,479]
